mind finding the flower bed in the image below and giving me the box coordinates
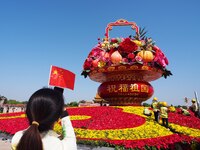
[67,107,145,129]
[0,113,28,135]
[0,106,200,149]
[169,109,200,129]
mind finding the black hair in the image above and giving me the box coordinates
[17,88,64,150]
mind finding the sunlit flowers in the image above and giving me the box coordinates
[81,27,172,78]
[0,106,200,149]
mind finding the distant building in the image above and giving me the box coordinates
[93,93,108,106]
[1,104,26,113]
[78,100,100,107]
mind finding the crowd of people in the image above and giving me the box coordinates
[0,105,25,113]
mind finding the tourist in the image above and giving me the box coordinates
[6,106,9,113]
[151,97,160,122]
[160,102,169,128]
[0,106,3,113]
[12,107,15,112]
[21,106,24,112]
[11,88,77,150]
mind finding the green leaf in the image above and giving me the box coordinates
[81,70,90,78]
[162,69,173,79]
[140,31,147,38]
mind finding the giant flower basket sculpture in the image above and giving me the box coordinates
[82,19,172,106]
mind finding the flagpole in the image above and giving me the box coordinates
[48,65,52,88]
[194,91,200,114]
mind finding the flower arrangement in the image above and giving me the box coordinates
[81,27,172,78]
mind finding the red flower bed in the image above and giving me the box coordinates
[0,112,24,117]
[78,134,200,150]
[0,118,28,134]
[169,109,200,129]
[0,112,28,134]
[105,134,200,150]
[67,107,145,129]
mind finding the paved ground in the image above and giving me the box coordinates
[0,133,114,150]
[0,140,11,150]
[0,141,114,150]
[0,140,10,150]
[0,133,12,150]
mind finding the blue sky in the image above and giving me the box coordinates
[0,0,200,106]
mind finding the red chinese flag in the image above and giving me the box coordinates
[49,65,75,90]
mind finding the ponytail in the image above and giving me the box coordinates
[17,123,43,150]
[16,88,64,150]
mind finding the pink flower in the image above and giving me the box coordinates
[122,58,128,63]
[88,47,102,58]
[135,56,142,62]
[153,46,169,67]
[83,58,92,70]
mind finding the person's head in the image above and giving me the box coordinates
[192,99,196,103]
[17,88,64,150]
[153,97,158,101]
[162,101,168,107]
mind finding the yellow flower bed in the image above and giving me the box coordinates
[70,115,91,120]
[0,114,26,119]
[75,121,172,140]
[53,115,91,134]
[170,123,200,138]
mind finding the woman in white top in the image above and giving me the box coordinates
[11,88,77,150]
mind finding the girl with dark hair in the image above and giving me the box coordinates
[11,88,77,150]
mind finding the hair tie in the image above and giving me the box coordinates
[32,121,39,126]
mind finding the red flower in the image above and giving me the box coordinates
[111,38,118,43]
[88,47,102,58]
[118,38,138,53]
[128,53,135,59]
[83,58,92,70]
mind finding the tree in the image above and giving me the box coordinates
[6,99,21,104]
[21,101,28,104]
[66,101,78,107]
[79,100,86,103]
[0,95,8,104]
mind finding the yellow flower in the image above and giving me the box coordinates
[70,115,91,120]
[132,40,143,46]
[98,61,106,68]
[53,120,62,135]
